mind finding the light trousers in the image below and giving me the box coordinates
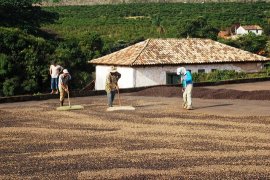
[183,84,193,108]
[59,87,66,102]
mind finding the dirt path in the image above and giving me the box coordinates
[0,96,270,179]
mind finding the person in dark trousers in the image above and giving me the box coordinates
[105,66,121,107]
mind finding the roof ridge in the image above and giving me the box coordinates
[131,39,150,66]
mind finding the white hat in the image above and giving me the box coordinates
[176,67,186,75]
[63,69,69,74]
[110,66,117,73]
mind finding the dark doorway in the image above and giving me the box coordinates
[166,73,179,85]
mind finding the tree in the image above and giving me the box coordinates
[178,16,219,40]
[236,33,268,54]
[54,34,105,90]
[0,53,9,77]
[151,14,166,37]
[2,77,20,96]
[0,27,55,95]
[80,32,104,59]
[0,1,59,96]
[0,0,58,34]
[265,40,270,57]
[219,33,268,56]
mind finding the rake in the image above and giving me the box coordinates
[56,90,84,111]
[107,88,135,111]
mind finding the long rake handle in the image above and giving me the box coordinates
[117,87,121,106]
[67,90,71,107]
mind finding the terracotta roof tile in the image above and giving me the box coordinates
[241,25,263,30]
[89,38,270,66]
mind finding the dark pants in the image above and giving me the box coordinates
[107,90,116,107]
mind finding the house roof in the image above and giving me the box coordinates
[218,31,230,38]
[241,25,263,30]
[89,38,270,66]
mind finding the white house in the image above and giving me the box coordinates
[89,38,270,90]
[236,25,263,35]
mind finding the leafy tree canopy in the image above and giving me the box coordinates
[0,0,41,7]
[220,33,268,55]
[178,16,219,40]
[0,27,55,96]
[0,0,58,34]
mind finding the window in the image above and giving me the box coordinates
[166,73,180,85]
[263,63,270,69]
[198,69,205,73]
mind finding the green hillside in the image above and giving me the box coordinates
[1,1,270,96]
[42,2,270,42]
[41,0,270,6]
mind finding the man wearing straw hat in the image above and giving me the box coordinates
[59,69,71,107]
[105,66,121,107]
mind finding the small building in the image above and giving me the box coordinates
[218,23,240,39]
[89,38,270,90]
[236,25,263,36]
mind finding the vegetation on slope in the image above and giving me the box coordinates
[43,2,270,42]
[1,1,270,96]
[40,0,270,6]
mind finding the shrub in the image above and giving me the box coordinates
[22,79,38,93]
[192,70,248,83]
[0,53,8,77]
[3,77,20,96]
[0,27,55,96]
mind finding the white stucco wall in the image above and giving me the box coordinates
[95,65,135,90]
[236,26,263,35]
[245,29,263,35]
[236,26,246,35]
[134,64,245,87]
[250,29,263,35]
[95,63,262,89]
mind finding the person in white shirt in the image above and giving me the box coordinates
[49,61,63,94]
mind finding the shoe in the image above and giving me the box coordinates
[55,91,59,94]
[60,101,64,106]
[50,91,54,94]
[182,103,187,109]
[186,106,193,110]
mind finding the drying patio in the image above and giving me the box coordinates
[0,82,270,179]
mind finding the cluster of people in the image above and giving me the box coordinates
[50,63,193,110]
[105,66,193,110]
[49,61,71,107]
